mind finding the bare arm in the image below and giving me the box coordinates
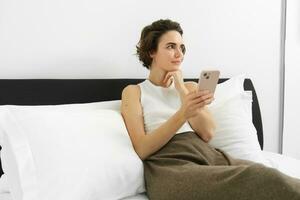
[121,85,186,160]
[180,82,216,142]
[161,70,216,142]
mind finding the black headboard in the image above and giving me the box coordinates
[0,78,263,177]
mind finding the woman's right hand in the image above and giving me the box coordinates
[179,90,214,120]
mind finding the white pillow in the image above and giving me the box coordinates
[0,100,120,144]
[0,174,9,194]
[0,100,121,195]
[208,75,269,165]
[0,100,121,112]
[0,107,145,200]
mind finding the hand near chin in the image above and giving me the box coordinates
[163,70,186,92]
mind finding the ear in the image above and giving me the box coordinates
[149,50,156,58]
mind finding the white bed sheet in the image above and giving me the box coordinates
[262,150,300,179]
[121,193,149,200]
[1,151,299,200]
[0,192,149,200]
[0,193,11,200]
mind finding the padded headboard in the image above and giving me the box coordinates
[0,78,263,177]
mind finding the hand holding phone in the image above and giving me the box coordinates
[198,70,220,95]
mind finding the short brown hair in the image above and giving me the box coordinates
[136,19,184,69]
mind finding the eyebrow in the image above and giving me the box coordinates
[165,42,185,46]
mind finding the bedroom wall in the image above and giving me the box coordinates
[0,0,282,152]
[283,0,300,159]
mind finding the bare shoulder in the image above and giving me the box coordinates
[122,84,140,98]
[184,81,198,92]
[121,84,141,111]
[122,84,139,93]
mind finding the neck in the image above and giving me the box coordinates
[148,66,172,87]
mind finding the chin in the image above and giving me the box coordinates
[170,65,181,70]
[163,64,180,72]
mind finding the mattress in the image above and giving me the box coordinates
[1,151,299,200]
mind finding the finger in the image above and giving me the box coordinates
[205,97,215,105]
[189,95,206,105]
[197,90,210,96]
[163,72,173,83]
[190,102,205,111]
[162,76,169,83]
[187,95,206,107]
[190,97,208,107]
[189,96,214,112]
[205,99,214,105]
[209,97,215,103]
[195,98,213,107]
[186,91,198,100]
[188,91,211,101]
[199,93,214,100]
[190,94,214,107]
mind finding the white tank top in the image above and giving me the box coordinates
[138,79,193,134]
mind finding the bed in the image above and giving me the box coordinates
[0,78,300,200]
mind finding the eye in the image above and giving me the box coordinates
[167,44,175,49]
[180,45,186,54]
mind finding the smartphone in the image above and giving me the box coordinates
[198,70,220,94]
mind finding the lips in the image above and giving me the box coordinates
[171,61,181,64]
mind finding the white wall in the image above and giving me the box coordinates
[283,0,300,159]
[0,0,282,152]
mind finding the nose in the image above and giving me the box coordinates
[175,47,183,58]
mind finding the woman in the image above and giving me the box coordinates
[121,19,300,200]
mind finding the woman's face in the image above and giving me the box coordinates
[150,30,185,71]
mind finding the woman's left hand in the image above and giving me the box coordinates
[163,70,187,93]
